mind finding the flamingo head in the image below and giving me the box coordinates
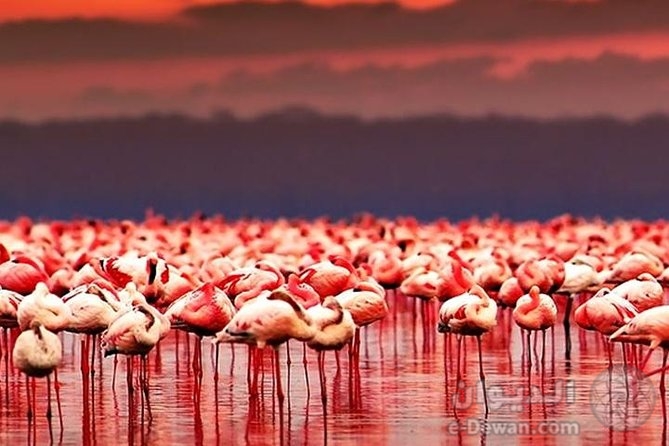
[329,256,356,274]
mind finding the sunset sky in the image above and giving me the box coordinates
[2,0,669,121]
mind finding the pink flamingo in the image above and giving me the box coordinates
[574,287,639,368]
[512,286,557,371]
[438,285,497,415]
[497,277,524,308]
[218,260,285,309]
[166,282,236,337]
[12,322,63,431]
[299,256,359,298]
[17,283,72,333]
[610,305,669,371]
[214,290,317,405]
[607,250,664,284]
[101,286,170,420]
[0,255,49,295]
[610,273,664,312]
[306,297,356,406]
[165,282,236,377]
[556,256,603,358]
[0,288,22,328]
[438,251,476,301]
[472,251,512,293]
[515,256,565,294]
[335,277,389,365]
[63,281,125,334]
[63,281,126,377]
[367,247,404,289]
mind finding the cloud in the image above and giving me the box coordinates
[77,86,154,107]
[2,52,668,120]
[200,52,669,118]
[2,1,669,63]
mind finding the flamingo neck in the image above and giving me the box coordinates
[517,289,540,314]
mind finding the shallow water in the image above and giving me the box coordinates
[1,292,667,445]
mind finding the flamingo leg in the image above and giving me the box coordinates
[47,374,54,443]
[26,375,32,421]
[46,374,53,420]
[112,355,118,390]
[526,331,532,374]
[640,346,656,371]
[456,335,462,381]
[142,355,152,421]
[91,334,96,379]
[606,340,613,371]
[54,368,63,431]
[541,330,546,381]
[247,346,253,394]
[274,348,284,406]
[622,344,629,398]
[661,350,668,425]
[563,296,572,360]
[303,343,311,399]
[318,351,327,407]
[214,344,220,383]
[81,338,88,377]
[477,336,489,416]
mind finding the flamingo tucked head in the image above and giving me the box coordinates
[287,273,321,308]
[329,255,356,275]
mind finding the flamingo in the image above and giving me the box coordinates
[367,247,404,289]
[399,265,443,306]
[334,279,388,328]
[574,287,639,369]
[300,256,359,298]
[214,290,317,404]
[607,250,664,284]
[610,305,669,371]
[0,288,22,327]
[17,283,72,333]
[556,256,603,358]
[610,273,664,312]
[306,297,356,405]
[497,277,524,308]
[438,252,476,301]
[218,260,285,308]
[512,286,557,371]
[472,251,512,293]
[399,259,445,342]
[276,272,321,309]
[101,282,170,419]
[515,256,565,294]
[574,288,639,336]
[165,282,236,337]
[0,255,49,295]
[165,282,236,377]
[63,280,126,376]
[63,281,125,334]
[12,322,63,428]
[437,285,497,415]
[271,271,322,391]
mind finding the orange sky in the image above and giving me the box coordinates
[0,0,452,21]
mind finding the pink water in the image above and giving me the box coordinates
[0,292,666,445]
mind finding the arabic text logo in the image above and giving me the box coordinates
[589,365,655,431]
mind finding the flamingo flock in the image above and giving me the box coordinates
[2,213,669,436]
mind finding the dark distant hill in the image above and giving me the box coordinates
[2,110,669,221]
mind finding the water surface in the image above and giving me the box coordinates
[0,292,665,445]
